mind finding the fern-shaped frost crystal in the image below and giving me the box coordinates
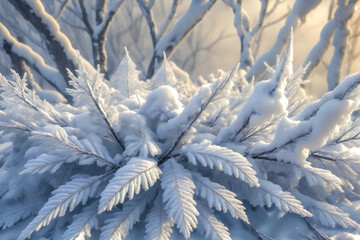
[98,157,161,213]
[19,176,102,240]
[160,158,199,239]
[183,141,259,187]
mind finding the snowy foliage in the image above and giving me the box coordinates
[0,33,360,240]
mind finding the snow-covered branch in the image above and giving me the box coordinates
[303,20,336,80]
[157,0,179,40]
[55,0,72,20]
[246,0,321,81]
[8,0,91,84]
[136,0,157,47]
[0,22,67,94]
[327,0,358,90]
[146,0,217,79]
[224,0,269,70]
[78,0,125,77]
[92,0,125,77]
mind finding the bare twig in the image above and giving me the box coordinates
[56,0,72,20]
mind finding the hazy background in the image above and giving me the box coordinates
[0,0,359,97]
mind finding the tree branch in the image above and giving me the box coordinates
[303,20,336,80]
[3,38,36,88]
[8,0,84,85]
[92,0,125,77]
[137,0,157,48]
[246,0,321,81]
[146,0,217,79]
[327,0,358,90]
[95,0,107,25]
[78,0,93,35]
[0,22,67,95]
[156,0,179,40]
[55,0,72,20]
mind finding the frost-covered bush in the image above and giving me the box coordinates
[0,34,359,240]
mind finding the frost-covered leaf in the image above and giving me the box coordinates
[123,129,161,158]
[18,175,102,240]
[62,201,99,240]
[67,54,125,148]
[293,191,359,228]
[249,179,312,217]
[0,202,40,230]
[197,204,231,240]
[67,55,111,108]
[98,157,161,213]
[31,125,113,167]
[20,154,64,174]
[160,158,199,239]
[151,52,178,89]
[110,47,142,98]
[145,193,174,240]
[300,165,343,192]
[100,194,147,240]
[192,172,248,223]
[0,71,65,126]
[183,141,259,187]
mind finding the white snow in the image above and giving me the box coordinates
[154,0,216,58]
[216,34,293,144]
[25,0,80,65]
[140,86,183,130]
[0,23,67,93]
[156,83,211,139]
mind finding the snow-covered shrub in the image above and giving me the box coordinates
[0,34,359,240]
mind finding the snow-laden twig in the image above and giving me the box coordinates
[0,23,67,94]
[327,0,357,90]
[8,0,94,82]
[224,0,269,70]
[156,0,179,40]
[146,0,217,79]
[303,20,336,80]
[216,33,293,144]
[55,0,72,20]
[246,0,321,81]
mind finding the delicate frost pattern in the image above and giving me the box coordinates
[183,140,259,187]
[160,158,199,239]
[98,158,161,213]
[145,193,174,240]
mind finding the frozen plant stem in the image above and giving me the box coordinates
[87,82,125,150]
